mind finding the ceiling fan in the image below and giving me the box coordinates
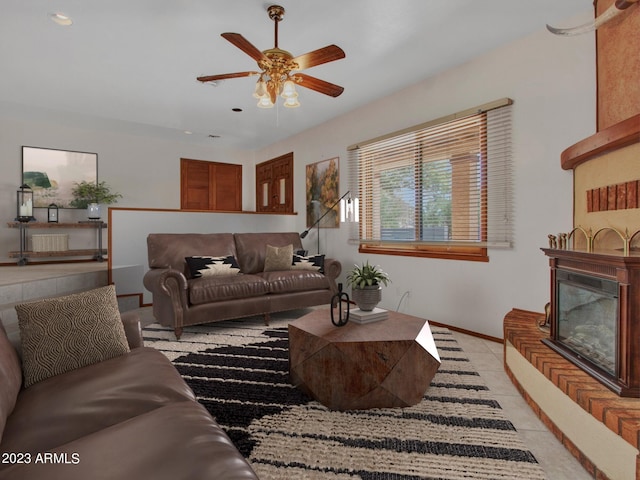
[197,4,345,108]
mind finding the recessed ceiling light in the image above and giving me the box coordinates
[184,131,193,135]
[50,12,73,26]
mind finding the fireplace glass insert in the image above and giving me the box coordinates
[555,270,618,376]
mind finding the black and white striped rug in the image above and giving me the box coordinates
[142,312,545,480]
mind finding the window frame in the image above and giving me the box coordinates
[358,242,488,262]
[348,98,512,262]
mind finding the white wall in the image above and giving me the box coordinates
[0,116,254,263]
[0,15,595,338]
[258,20,596,338]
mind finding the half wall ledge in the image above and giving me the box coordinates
[503,308,640,480]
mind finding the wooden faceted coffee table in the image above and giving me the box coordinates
[288,308,441,410]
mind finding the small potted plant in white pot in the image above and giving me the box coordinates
[346,261,391,311]
[70,180,122,220]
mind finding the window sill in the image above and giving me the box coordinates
[359,244,489,262]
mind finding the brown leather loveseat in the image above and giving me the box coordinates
[0,288,258,480]
[143,232,341,339]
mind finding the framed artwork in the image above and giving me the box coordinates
[306,157,340,228]
[22,146,98,208]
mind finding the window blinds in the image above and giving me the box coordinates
[347,99,513,248]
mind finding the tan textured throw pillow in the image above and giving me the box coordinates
[263,244,294,272]
[16,285,130,388]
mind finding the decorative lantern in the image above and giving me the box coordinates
[16,184,35,222]
[87,203,101,220]
[47,203,59,223]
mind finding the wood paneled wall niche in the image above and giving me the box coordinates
[256,152,293,213]
[180,158,242,211]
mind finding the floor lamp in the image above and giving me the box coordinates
[300,191,357,254]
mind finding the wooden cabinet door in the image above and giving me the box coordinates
[181,159,210,210]
[256,152,293,213]
[212,162,243,211]
[181,158,242,211]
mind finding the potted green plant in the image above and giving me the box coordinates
[346,261,391,311]
[70,180,122,219]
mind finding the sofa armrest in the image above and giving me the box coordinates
[323,258,342,295]
[120,312,144,349]
[143,268,190,330]
[143,268,189,306]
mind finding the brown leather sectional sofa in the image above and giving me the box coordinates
[0,312,258,480]
[143,231,342,339]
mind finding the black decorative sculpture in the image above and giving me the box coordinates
[330,283,350,327]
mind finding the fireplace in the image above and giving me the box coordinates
[555,270,617,375]
[542,248,640,397]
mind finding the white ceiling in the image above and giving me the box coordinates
[0,0,592,150]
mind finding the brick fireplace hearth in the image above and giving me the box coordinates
[504,309,640,480]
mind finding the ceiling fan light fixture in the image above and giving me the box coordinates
[257,95,274,109]
[283,96,300,108]
[281,79,298,99]
[253,79,267,98]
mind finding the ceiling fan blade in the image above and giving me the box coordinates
[292,45,345,70]
[197,71,260,83]
[294,73,344,97]
[221,32,269,64]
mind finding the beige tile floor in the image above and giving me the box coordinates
[1,263,592,479]
[449,331,592,480]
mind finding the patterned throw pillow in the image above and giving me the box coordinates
[264,244,294,272]
[185,256,241,278]
[291,254,325,273]
[16,285,130,388]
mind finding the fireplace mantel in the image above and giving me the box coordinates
[559,113,640,171]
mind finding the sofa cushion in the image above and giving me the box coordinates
[185,255,241,278]
[234,232,303,274]
[291,253,325,273]
[0,401,258,480]
[258,270,331,294]
[16,285,130,388]
[0,347,195,458]
[0,323,21,444]
[263,244,293,272]
[188,275,269,305]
